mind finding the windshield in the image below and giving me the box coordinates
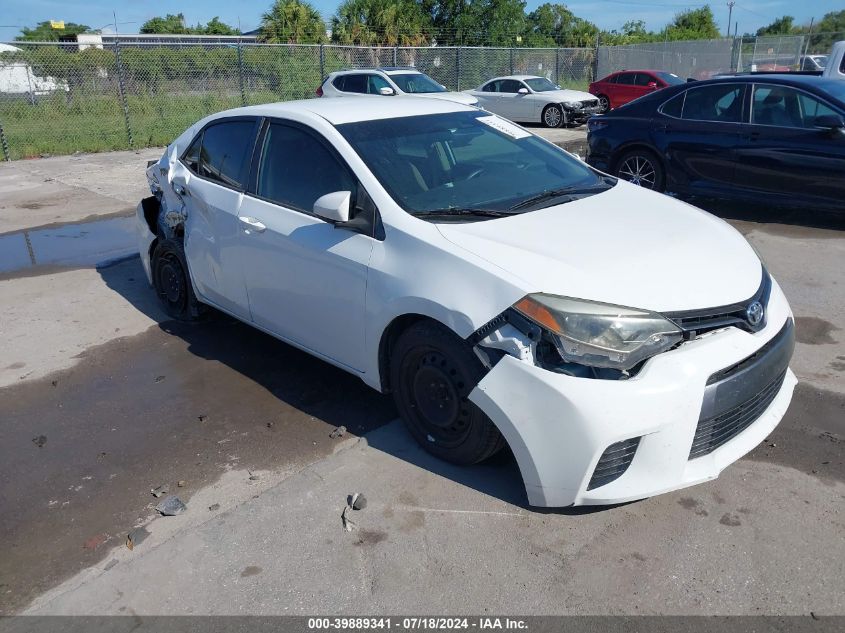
[655,72,685,85]
[814,56,829,67]
[338,111,609,220]
[389,73,446,94]
[524,78,559,92]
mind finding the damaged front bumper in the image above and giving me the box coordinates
[469,280,796,507]
[136,198,158,286]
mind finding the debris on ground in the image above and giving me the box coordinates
[155,495,187,516]
[266,422,274,429]
[350,493,367,511]
[51,380,58,387]
[82,534,107,550]
[103,559,118,571]
[177,480,186,487]
[32,435,47,448]
[329,425,347,439]
[197,414,208,422]
[154,375,166,383]
[150,484,169,498]
[248,471,259,481]
[208,503,220,511]
[97,451,107,460]
[341,505,357,532]
[126,527,150,550]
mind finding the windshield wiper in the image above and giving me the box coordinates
[413,207,517,219]
[508,182,613,211]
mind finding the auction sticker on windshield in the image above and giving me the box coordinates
[476,115,532,139]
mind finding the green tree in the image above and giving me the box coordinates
[197,17,240,35]
[331,0,431,46]
[140,14,191,34]
[16,21,92,41]
[260,0,327,43]
[524,3,600,46]
[756,16,795,36]
[660,6,721,41]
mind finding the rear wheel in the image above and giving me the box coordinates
[542,104,565,128]
[597,94,610,113]
[151,239,203,321]
[390,321,505,465]
[615,149,665,192]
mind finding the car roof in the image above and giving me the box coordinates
[606,70,663,74]
[699,74,838,89]
[487,75,543,81]
[209,96,471,126]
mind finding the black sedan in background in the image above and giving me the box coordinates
[586,75,845,213]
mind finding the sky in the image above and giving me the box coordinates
[0,0,841,41]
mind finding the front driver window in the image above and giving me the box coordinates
[367,74,392,94]
[752,84,839,128]
[500,80,521,93]
[257,123,356,214]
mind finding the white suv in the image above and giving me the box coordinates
[318,67,479,108]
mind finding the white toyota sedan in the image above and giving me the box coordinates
[466,75,601,127]
[137,97,796,507]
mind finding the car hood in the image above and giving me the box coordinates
[419,92,479,106]
[435,182,763,313]
[542,89,598,102]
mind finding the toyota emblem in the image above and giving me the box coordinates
[746,301,764,327]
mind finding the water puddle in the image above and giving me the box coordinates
[0,215,136,275]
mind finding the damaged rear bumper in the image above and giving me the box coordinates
[468,281,796,507]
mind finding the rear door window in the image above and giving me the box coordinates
[681,84,744,123]
[340,74,367,93]
[196,120,257,189]
[256,123,356,214]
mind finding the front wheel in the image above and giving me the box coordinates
[390,321,505,465]
[542,104,565,128]
[614,149,666,192]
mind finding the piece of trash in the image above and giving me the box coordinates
[150,484,169,498]
[154,375,165,383]
[266,422,274,429]
[126,527,150,550]
[155,495,186,516]
[177,480,186,487]
[197,414,207,422]
[329,426,347,439]
[249,474,259,481]
[51,380,58,387]
[104,559,118,571]
[350,493,367,511]
[82,534,107,550]
[32,435,47,448]
[208,503,220,511]
[97,451,107,460]
[341,505,357,532]
[811,612,820,621]
[769,442,777,447]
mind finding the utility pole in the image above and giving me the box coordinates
[726,2,735,38]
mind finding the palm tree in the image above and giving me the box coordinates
[259,0,326,44]
[331,0,431,46]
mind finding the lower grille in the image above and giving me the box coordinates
[587,437,640,490]
[689,370,786,459]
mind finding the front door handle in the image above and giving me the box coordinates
[238,216,266,233]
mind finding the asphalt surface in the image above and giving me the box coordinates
[0,148,843,616]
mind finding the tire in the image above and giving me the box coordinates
[390,321,506,465]
[597,94,610,113]
[151,238,203,321]
[542,104,565,128]
[614,148,666,192]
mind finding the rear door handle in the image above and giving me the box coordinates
[172,182,188,196]
[238,216,266,233]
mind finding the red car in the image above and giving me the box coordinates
[589,70,685,112]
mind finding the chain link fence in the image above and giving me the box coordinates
[0,34,842,160]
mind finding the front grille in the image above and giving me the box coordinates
[587,437,640,490]
[689,370,786,459]
[665,267,771,337]
[580,99,599,108]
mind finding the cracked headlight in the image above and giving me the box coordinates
[563,101,582,109]
[513,294,683,371]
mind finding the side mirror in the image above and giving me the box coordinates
[815,114,845,133]
[517,87,529,95]
[647,81,658,89]
[378,87,395,96]
[313,191,351,223]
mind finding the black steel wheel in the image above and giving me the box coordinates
[615,149,666,192]
[151,239,202,321]
[390,321,505,465]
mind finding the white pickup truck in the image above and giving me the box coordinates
[822,41,845,79]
